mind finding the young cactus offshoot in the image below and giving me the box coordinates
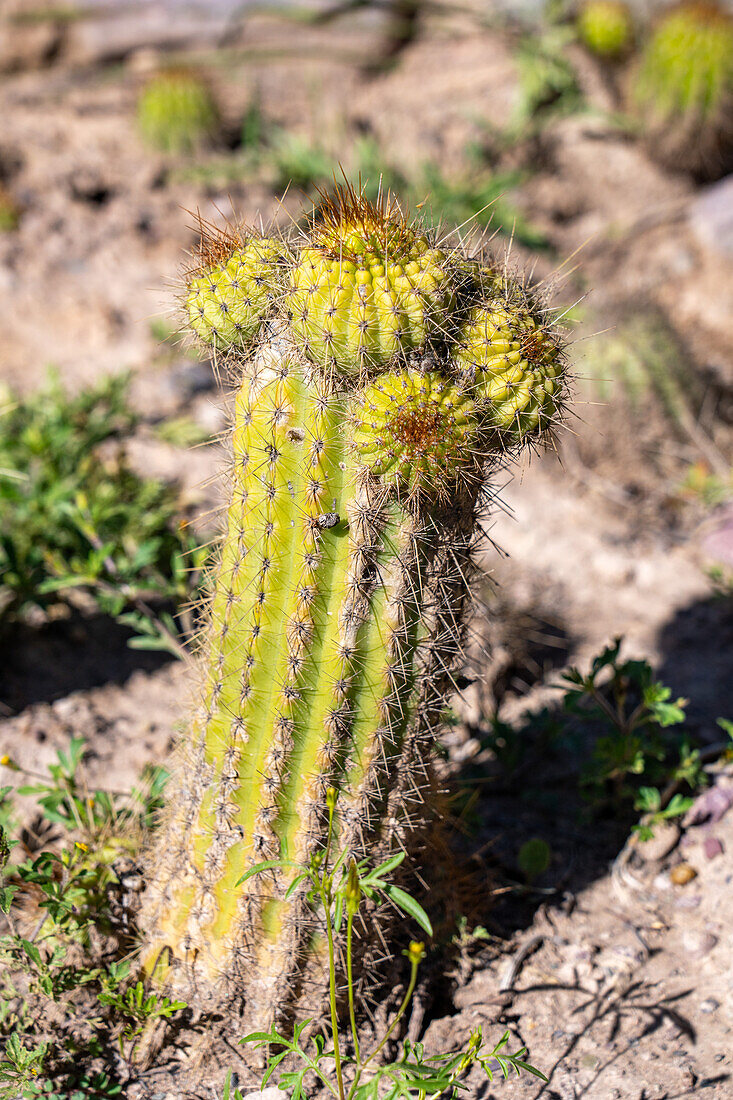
[139,185,569,1050]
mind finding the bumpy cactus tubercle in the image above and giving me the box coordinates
[289,188,454,375]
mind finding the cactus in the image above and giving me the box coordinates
[139,187,569,1047]
[577,0,633,59]
[137,69,220,155]
[454,292,563,440]
[631,1,733,178]
[185,224,283,352]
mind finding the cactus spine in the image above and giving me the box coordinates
[140,188,568,1040]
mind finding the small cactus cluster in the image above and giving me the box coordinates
[631,1,733,176]
[139,187,569,1045]
[136,69,220,155]
[577,0,634,59]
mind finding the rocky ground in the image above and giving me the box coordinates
[1,2,732,1097]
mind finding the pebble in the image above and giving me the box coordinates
[239,1091,283,1100]
[670,862,697,885]
[703,836,724,860]
[690,175,733,259]
[637,821,680,862]
[700,998,720,1014]
[682,929,718,957]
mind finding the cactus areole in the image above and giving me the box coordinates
[139,187,569,1035]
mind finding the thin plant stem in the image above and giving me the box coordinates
[319,876,346,1100]
[348,957,420,1098]
[346,909,360,1066]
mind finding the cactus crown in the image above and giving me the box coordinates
[311,183,420,260]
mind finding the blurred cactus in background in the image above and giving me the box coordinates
[137,69,220,155]
[577,0,634,58]
[631,1,733,178]
[138,187,569,1050]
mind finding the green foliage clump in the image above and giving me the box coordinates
[0,373,202,655]
[632,1,733,176]
[577,0,634,58]
[137,69,220,155]
[0,741,179,1095]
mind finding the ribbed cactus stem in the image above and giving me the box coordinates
[140,187,570,1054]
[141,332,478,1027]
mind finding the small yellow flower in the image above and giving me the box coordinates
[75,841,89,852]
[407,941,426,966]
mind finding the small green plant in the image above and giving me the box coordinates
[0,372,204,655]
[137,69,220,155]
[517,838,552,882]
[237,790,546,1100]
[562,639,707,812]
[512,30,584,130]
[0,742,178,1093]
[97,980,186,1058]
[0,187,20,233]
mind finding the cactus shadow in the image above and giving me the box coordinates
[0,608,174,715]
[656,593,733,742]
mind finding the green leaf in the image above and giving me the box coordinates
[381,884,433,936]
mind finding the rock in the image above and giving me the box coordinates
[703,836,724,860]
[684,783,733,826]
[700,998,720,1014]
[682,929,718,957]
[637,821,680,862]
[239,1091,283,1100]
[690,176,733,260]
[670,862,698,885]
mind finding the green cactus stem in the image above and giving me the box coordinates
[453,295,563,441]
[137,69,220,156]
[139,188,569,1047]
[185,224,283,352]
[577,0,634,59]
[631,1,733,178]
[289,187,455,375]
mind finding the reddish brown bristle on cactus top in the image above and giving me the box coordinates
[311,181,416,260]
[184,211,246,279]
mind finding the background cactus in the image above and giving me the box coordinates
[577,0,634,59]
[139,187,569,1046]
[137,69,220,155]
[631,1,733,178]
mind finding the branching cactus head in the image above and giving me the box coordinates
[631,1,733,177]
[577,0,634,59]
[137,69,220,155]
[138,185,570,1057]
